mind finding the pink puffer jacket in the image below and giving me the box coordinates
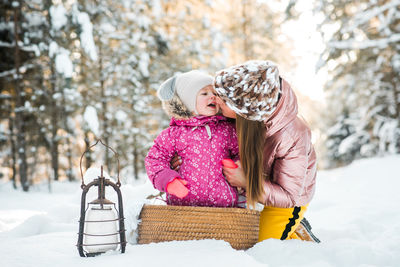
[261,78,317,208]
[145,115,239,207]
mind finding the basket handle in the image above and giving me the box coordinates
[79,139,121,188]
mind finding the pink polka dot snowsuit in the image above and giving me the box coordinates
[145,115,239,207]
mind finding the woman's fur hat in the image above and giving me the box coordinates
[157,70,214,119]
[214,60,281,121]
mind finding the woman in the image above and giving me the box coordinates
[214,60,319,242]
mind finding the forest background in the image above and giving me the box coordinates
[1,0,399,192]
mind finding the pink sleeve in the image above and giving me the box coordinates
[145,127,181,192]
[261,134,310,208]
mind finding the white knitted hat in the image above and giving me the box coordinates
[176,70,214,114]
[214,60,281,121]
[157,70,214,118]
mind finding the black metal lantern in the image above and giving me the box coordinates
[77,139,126,257]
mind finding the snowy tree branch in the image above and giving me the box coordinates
[342,0,400,34]
[329,33,400,50]
[0,64,35,78]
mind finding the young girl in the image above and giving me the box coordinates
[145,70,239,207]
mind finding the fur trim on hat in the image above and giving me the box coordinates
[214,60,281,121]
[161,92,193,119]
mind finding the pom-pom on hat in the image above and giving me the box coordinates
[157,70,214,118]
[214,60,281,121]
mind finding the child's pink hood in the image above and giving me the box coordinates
[145,115,239,207]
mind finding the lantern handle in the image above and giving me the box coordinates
[79,139,121,188]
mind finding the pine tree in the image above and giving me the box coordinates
[1,0,95,187]
[0,0,42,191]
[317,0,400,167]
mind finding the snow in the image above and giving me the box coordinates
[49,41,58,58]
[49,41,74,78]
[55,50,73,78]
[11,1,19,8]
[83,106,99,136]
[1,155,400,267]
[73,9,98,61]
[115,110,128,122]
[50,4,67,31]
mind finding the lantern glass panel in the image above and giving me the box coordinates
[83,203,119,253]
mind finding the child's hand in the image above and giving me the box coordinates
[221,159,238,169]
[166,178,189,198]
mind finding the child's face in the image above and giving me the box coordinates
[196,85,220,116]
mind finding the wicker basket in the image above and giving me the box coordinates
[137,205,260,250]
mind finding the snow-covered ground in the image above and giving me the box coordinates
[1,155,399,267]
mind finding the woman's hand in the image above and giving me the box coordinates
[222,161,246,188]
[170,153,182,171]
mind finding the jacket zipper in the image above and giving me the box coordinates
[224,178,236,207]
